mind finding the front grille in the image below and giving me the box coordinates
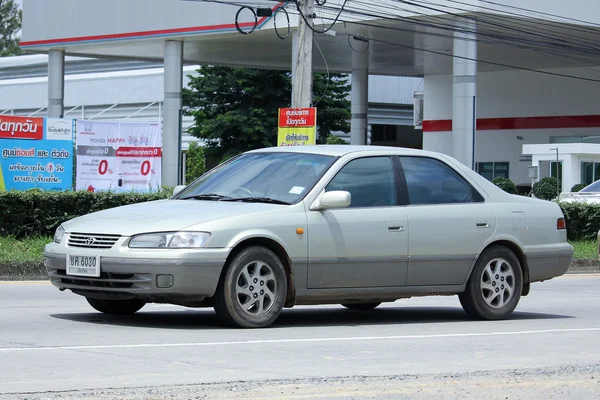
[53,269,151,289]
[68,233,121,249]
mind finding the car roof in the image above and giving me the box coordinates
[247,145,441,158]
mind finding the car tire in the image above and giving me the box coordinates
[459,245,523,320]
[213,246,288,328]
[341,302,381,311]
[86,297,146,315]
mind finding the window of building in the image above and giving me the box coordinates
[581,162,600,186]
[371,125,398,142]
[475,162,509,181]
[550,161,563,181]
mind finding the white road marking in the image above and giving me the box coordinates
[0,328,598,352]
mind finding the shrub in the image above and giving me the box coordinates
[571,183,587,192]
[559,202,600,241]
[185,142,206,184]
[326,134,347,145]
[492,177,518,194]
[533,177,560,201]
[0,188,173,238]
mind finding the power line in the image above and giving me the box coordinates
[477,0,600,28]
[179,0,600,83]
[288,2,600,84]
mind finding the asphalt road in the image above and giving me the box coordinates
[1,275,599,399]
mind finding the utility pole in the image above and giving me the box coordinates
[292,0,314,108]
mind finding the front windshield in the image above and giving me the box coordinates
[581,180,600,193]
[174,152,336,204]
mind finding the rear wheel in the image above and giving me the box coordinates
[341,302,381,311]
[459,245,523,320]
[214,246,287,328]
[86,297,146,315]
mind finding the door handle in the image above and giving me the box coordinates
[476,220,489,228]
[388,224,405,232]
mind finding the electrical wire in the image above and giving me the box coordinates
[312,37,330,106]
[286,2,600,83]
[477,0,600,28]
[311,0,600,65]
[393,0,600,55]
[180,0,600,83]
[349,32,600,84]
[294,0,349,34]
[347,34,369,53]
[235,6,258,34]
[344,0,600,57]
[273,5,291,39]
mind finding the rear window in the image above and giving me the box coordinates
[581,180,600,193]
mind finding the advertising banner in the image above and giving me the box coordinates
[75,120,162,193]
[277,107,317,146]
[0,116,74,191]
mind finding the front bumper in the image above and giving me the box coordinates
[44,240,230,300]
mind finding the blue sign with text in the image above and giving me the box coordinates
[0,117,74,192]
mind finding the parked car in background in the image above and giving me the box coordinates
[559,179,600,204]
[44,145,574,328]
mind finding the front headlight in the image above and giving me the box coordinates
[54,225,65,244]
[128,232,211,249]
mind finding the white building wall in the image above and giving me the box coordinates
[423,67,600,186]
[368,75,423,105]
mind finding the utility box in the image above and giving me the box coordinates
[528,165,539,179]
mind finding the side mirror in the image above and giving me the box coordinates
[311,191,351,210]
[172,185,186,197]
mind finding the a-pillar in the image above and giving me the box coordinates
[452,19,477,169]
[163,40,183,187]
[48,49,65,118]
[350,36,369,145]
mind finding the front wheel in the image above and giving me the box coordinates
[86,297,146,315]
[459,246,523,320]
[213,246,288,328]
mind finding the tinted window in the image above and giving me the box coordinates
[399,156,478,205]
[326,157,397,208]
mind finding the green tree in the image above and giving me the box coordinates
[0,0,22,57]
[326,134,347,144]
[182,66,351,161]
[185,141,206,183]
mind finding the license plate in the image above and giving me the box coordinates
[66,255,101,277]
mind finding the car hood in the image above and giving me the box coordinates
[62,199,285,236]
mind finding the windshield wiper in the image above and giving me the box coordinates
[179,194,232,201]
[221,197,291,205]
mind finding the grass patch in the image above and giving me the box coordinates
[0,236,597,265]
[570,240,598,260]
[0,236,51,264]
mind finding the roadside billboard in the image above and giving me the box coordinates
[277,107,317,146]
[75,120,162,193]
[0,116,74,191]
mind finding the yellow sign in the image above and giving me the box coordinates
[0,163,5,191]
[277,107,317,146]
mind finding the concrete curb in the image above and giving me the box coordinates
[1,260,599,281]
[0,262,47,281]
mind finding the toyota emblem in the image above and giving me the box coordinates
[85,237,96,246]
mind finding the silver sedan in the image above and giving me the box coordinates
[44,145,574,328]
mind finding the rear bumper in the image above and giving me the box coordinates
[44,247,229,300]
[526,243,574,283]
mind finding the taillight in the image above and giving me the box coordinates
[557,218,566,230]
